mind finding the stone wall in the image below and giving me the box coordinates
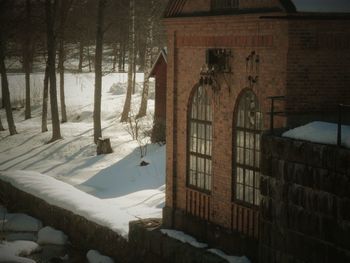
[129,219,231,263]
[0,180,132,263]
[0,179,234,263]
[260,135,350,262]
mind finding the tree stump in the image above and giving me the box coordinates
[96,137,113,155]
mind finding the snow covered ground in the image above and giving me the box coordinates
[0,73,165,236]
[283,121,350,148]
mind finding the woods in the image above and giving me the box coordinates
[0,0,166,146]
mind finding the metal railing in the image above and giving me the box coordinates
[337,104,350,147]
[267,96,286,134]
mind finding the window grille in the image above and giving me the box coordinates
[188,86,213,192]
[234,90,262,206]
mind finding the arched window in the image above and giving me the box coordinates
[188,85,213,192]
[234,90,262,206]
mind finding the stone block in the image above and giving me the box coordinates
[201,251,227,263]
[320,216,338,245]
[161,235,184,262]
[322,146,337,170]
[260,176,269,196]
[304,142,324,168]
[335,148,350,175]
[287,140,307,164]
[261,154,272,176]
[339,198,350,222]
[334,173,350,198]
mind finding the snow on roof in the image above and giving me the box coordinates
[282,121,350,148]
[292,0,350,13]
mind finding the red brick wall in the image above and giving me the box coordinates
[164,13,289,231]
[285,19,350,114]
[154,58,167,123]
[164,11,350,259]
[171,0,283,17]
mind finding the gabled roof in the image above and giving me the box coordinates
[149,48,167,78]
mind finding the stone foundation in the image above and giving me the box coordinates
[162,206,258,262]
[0,180,131,263]
[0,179,234,263]
[260,135,350,263]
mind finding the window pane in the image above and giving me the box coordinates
[245,170,254,187]
[245,149,254,166]
[236,184,244,200]
[255,172,260,188]
[207,174,212,191]
[255,151,260,168]
[237,147,244,164]
[237,167,244,183]
[245,132,254,149]
[255,134,260,150]
[254,190,260,206]
[245,187,254,204]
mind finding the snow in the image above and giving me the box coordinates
[0,73,164,238]
[0,240,41,263]
[37,226,68,246]
[160,229,208,249]
[282,121,350,148]
[292,0,350,13]
[2,213,43,232]
[86,250,114,263]
[160,229,251,263]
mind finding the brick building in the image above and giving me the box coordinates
[162,0,350,261]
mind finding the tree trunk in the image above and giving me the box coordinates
[24,62,31,119]
[46,0,61,142]
[87,45,92,72]
[122,40,126,72]
[137,15,153,119]
[132,51,136,94]
[24,0,32,120]
[0,114,4,131]
[0,34,17,135]
[93,0,106,144]
[120,0,135,122]
[78,41,84,73]
[118,41,123,72]
[112,43,117,72]
[42,64,49,133]
[59,39,67,123]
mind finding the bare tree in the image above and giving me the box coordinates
[120,0,135,122]
[45,0,61,142]
[58,0,74,123]
[23,0,35,120]
[0,0,17,136]
[137,1,154,118]
[93,0,107,144]
[41,63,49,133]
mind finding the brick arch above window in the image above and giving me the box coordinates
[187,85,213,193]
